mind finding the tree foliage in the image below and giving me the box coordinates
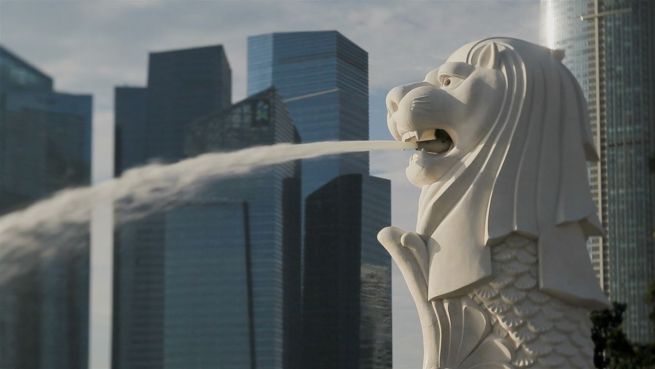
[591,282,655,369]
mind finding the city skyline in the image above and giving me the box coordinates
[1,2,541,368]
[112,31,391,369]
[3,0,655,366]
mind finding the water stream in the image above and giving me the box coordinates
[0,140,414,282]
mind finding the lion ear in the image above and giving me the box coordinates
[474,42,500,69]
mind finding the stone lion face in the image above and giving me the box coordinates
[386,45,506,187]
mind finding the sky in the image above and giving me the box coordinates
[0,1,541,368]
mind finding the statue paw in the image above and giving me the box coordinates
[377,226,405,249]
[400,232,429,280]
[378,226,429,282]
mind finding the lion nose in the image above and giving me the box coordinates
[386,86,404,115]
[386,82,430,115]
[386,82,433,142]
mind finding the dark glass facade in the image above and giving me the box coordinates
[113,212,166,368]
[113,45,233,369]
[114,87,147,176]
[303,174,392,369]
[542,0,655,342]
[115,45,231,174]
[247,32,392,369]
[185,88,301,369]
[601,0,655,342]
[163,201,254,368]
[145,45,231,163]
[0,45,92,369]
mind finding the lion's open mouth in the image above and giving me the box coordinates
[415,129,453,154]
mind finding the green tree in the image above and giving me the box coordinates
[591,282,655,369]
[591,302,634,368]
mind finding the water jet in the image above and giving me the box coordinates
[0,140,413,282]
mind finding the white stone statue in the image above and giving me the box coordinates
[378,37,610,369]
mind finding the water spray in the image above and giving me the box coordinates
[0,140,413,282]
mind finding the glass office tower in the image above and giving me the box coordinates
[247,32,392,368]
[163,201,253,368]
[0,45,92,369]
[145,45,232,162]
[115,45,231,173]
[114,86,147,175]
[247,31,368,196]
[184,88,301,369]
[542,0,655,342]
[113,45,232,368]
[303,174,392,369]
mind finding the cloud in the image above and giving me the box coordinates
[1,1,540,98]
[0,1,540,367]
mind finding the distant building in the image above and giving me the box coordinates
[115,45,231,174]
[0,45,92,369]
[113,45,232,368]
[183,88,300,369]
[163,200,254,368]
[145,45,232,163]
[542,0,655,342]
[113,44,301,368]
[114,86,147,176]
[247,31,392,368]
[247,31,369,197]
[303,174,392,369]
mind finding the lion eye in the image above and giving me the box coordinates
[438,74,463,89]
[439,75,458,88]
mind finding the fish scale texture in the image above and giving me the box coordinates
[469,234,594,369]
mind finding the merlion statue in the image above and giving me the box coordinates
[378,37,610,369]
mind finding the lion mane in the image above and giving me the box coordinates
[414,38,608,308]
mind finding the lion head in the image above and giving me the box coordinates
[386,38,608,308]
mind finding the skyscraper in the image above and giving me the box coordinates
[163,200,254,368]
[114,86,147,176]
[184,88,300,369]
[247,31,368,196]
[115,45,231,173]
[0,45,92,369]
[145,45,232,162]
[303,174,392,369]
[113,45,232,368]
[247,31,392,368]
[542,0,655,342]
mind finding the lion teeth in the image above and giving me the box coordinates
[417,130,437,141]
[401,130,439,143]
[402,131,418,142]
